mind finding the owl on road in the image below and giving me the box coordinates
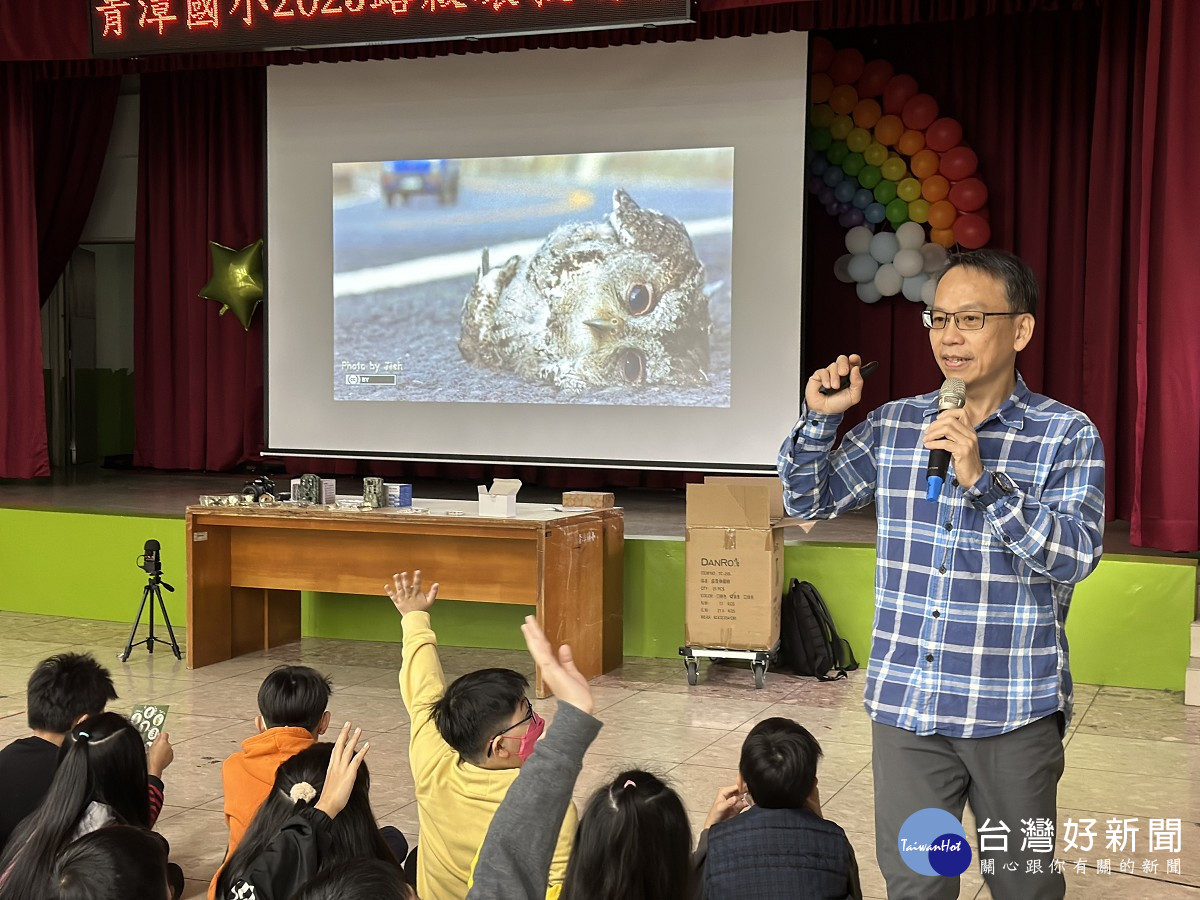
[458,189,712,394]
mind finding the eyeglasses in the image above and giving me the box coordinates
[486,698,534,757]
[922,309,1021,331]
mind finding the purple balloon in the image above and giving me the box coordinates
[818,186,836,206]
[834,201,851,214]
[824,201,840,216]
[839,208,865,227]
[807,175,824,194]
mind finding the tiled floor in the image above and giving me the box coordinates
[0,612,1197,899]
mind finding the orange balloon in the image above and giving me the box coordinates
[873,114,904,147]
[811,73,834,105]
[922,174,950,202]
[830,84,858,116]
[852,98,882,129]
[911,148,940,180]
[897,129,926,157]
[928,200,958,230]
[931,227,957,249]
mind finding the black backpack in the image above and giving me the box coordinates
[778,579,859,681]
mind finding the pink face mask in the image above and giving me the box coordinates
[515,709,545,762]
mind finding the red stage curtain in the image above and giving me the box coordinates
[1128,0,1200,550]
[0,65,50,478]
[133,67,266,471]
[33,77,121,301]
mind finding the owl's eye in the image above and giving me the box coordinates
[620,348,646,384]
[625,283,656,316]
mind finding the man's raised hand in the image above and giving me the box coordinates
[385,570,439,617]
[521,615,593,715]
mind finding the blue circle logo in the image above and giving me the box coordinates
[898,808,972,876]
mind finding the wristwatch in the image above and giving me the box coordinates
[993,471,1017,494]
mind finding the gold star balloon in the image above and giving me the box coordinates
[199,239,264,331]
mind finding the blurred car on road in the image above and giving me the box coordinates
[381,159,461,206]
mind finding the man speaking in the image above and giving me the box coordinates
[778,249,1105,899]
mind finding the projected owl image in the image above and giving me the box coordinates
[458,189,713,395]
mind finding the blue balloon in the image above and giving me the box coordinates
[834,180,857,203]
[810,156,829,176]
[822,166,845,187]
[853,188,874,210]
[864,202,887,224]
[838,208,865,228]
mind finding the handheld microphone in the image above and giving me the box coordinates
[925,378,967,501]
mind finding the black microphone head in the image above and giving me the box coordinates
[938,378,967,410]
[144,539,160,553]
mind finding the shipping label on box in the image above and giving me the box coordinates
[685,525,784,650]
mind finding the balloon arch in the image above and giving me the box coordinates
[806,38,992,303]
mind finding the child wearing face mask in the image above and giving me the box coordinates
[386,571,576,900]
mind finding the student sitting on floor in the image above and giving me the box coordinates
[209,665,333,900]
[0,653,118,853]
[467,616,695,900]
[0,712,180,900]
[51,825,173,900]
[214,723,407,900]
[694,717,862,900]
[387,571,577,900]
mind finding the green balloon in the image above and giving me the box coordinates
[198,239,264,331]
[886,197,910,225]
[826,140,849,166]
[858,165,882,189]
[810,127,833,151]
[842,152,866,177]
[873,180,898,205]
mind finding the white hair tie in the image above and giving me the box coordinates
[289,782,317,804]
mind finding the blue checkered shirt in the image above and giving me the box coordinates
[778,375,1105,738]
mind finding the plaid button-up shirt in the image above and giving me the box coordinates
[778,375,1105,738]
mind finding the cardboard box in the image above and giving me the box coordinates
[478,478,522,517]
[561,491,615,509]
[684,477,807,651]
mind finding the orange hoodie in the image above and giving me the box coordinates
[208,726,316,900]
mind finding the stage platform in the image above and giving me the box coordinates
[1,467,1196,693]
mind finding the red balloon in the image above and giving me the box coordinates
[811,36,835,73]
[925,117,963,153]
[829,48,866,86]
[882,74,919,115]
[948,177,989,212]
[953,213,991,249]
[901,93,939,131]
[940,146,979,181]
[856,59,895,98]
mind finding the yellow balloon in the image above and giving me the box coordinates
[896,177,922,202]
[830,115,854,141]
[810,104,836,129]
[846,127,872,153]
[863,141,888,167]
[907,198,931,224]
[881,157,908,182]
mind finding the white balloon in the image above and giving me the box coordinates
[893,248,924,278]
[921,242,949,274]
[856,281,883,304]
[833,253,854,284]
[902,274,928,302]
[845,225,874,256]
[848,253,879,284]
[874,263,903,297]
[920,277,938,306]
[896,221,926,250]
[869,231,900,264]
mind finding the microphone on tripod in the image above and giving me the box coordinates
[926,378,967,501]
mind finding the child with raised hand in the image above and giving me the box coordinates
[216,721,400,900]
[388,570,577,900]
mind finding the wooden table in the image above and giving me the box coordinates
[185,500,623,695]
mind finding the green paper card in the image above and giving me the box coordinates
[130,704,169,748]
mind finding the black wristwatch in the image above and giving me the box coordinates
[993,471,1017,494]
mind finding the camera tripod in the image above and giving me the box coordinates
[119,570,182,662]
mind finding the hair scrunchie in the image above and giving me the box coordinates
[289,782,317,804]
[75,731,91,743]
